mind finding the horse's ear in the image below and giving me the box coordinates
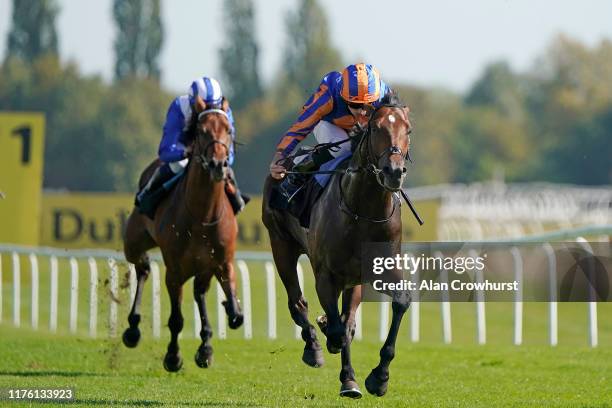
[194,95,207,113]
[221,96,230,112]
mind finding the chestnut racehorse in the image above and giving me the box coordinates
[263,93,412,398]
[122,97,243,371]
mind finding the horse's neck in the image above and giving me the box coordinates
[342,145,394,219]
[183,162,224,222]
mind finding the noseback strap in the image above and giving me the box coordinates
[198,109,228,121]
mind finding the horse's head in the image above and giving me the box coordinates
[192,96,232,182]
[360,93,412,191]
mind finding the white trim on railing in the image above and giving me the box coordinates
[29,253,39,330]
[49,256,58,332]
[12,252,20,328]
[69,257,79,334]
[237,260,253,339]
[88,257,98,338]
[0,223,609,346]
[511,247,523,346]
[576,237,598,348]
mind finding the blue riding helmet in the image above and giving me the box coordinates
[189,76,224,107]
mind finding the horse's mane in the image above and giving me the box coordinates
[380,91,402,107]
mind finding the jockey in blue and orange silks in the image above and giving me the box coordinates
[136,76,248,216]
[269,63,394,187]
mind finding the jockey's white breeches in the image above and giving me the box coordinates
[312,121,351,158]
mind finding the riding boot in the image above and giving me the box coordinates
[226,167,249,214]
[136,163,175,218]
[280,148,334,202]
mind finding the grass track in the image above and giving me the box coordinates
[0,326,610,407]
[1,254,612,406]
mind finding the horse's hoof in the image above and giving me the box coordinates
[228,313,244,330]
[340,380,363,399]
[122,327,141,348]
[163,352,183,372]
[365,369,389,397]
[302,345,324,368]
[194,345,213,368]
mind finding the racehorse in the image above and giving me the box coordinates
[122,97,243,371]
[262,93,412,398]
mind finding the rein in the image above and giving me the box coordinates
[193,109,231,173]
[281,103,409,178]
[184,109,231,226]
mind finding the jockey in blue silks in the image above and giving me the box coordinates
[136,76,248,215]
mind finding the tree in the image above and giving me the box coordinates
[113,0,164,81]
[282,0,342,97]
[465,61,527,123]
[548,108,612,185]
[6,0,59,62]
[219,0,262,111]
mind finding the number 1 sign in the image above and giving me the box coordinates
[0,113,45,245]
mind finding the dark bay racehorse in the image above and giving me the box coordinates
[263,93,412,398]
[122,97,243,371]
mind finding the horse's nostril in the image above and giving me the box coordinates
[402,167,407,174]
[223,161,229,167]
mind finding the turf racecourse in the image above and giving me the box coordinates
[0,326,609,407]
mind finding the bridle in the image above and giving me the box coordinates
[181,108,231,227]
[338,102,411,223]
[349,102,411,190]
[193,109,231,174]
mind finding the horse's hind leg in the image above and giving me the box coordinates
[122,213,155,348]
[365,290,410,397]
[339,286,362,399]
[163,275,184,372]
[272,237,324,368]
[193,272,214,368]
[122,254,151,348]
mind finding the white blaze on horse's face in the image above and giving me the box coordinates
[372,107,410,192]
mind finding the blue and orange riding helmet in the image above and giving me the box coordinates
[340,63,381,104]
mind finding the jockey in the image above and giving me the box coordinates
[136,76,248,216]
[269,63,394,193]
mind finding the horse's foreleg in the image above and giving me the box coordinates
[272,238,324,368]
[315,272,344,354]
[163,277,184,372]
[217,262,244,330]
[194,272,214,368]
[122,254,150,348]
[365,290,410,397]
[339,286,362,399]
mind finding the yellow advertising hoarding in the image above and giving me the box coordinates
[40,192,133,251]
[40,193,438,251]
[0,112,45,245]
[39,193,277,251]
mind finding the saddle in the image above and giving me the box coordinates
[137,164,185,219]
[269,151,351,228]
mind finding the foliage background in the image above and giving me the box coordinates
[0,0,610,193]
